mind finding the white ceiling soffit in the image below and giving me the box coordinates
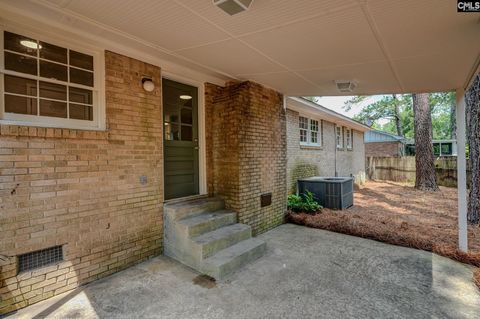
[3,0,480,96]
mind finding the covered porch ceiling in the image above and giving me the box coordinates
[1,0,480,96]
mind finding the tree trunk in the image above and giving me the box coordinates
[413,93,439,191]
[450,100,457,140]
[393,94,403,137]
[466,74,480,224]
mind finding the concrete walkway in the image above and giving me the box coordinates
[6,224,480,319]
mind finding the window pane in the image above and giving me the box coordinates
[164,103,179,123]
[40,99,67,118]
[69,87,93,105]
[70,68,93,87]
[70,50,93,71]
[165,123,179,140]
[181,108,192,124]
[4,31,38,56]
[4,75,37,96]
[181,125,192,141]
[441,143,452,155]
[311,131,318,144]
[300,129,307,143]
[40,60,67,81]
[5,52,37,75]
[39,41,67,64]
[39,81,67,101]
[5,95,37,115]
[69,103,93,121]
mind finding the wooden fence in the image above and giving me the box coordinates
[366,156,471,188]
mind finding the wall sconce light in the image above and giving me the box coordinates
[142,77,155,92]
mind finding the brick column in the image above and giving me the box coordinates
[205,81,287,235]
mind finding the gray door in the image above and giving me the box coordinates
[163,79,199,200]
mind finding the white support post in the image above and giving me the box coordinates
[456,88,468,252]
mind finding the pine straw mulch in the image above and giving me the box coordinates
[287,180,480,290]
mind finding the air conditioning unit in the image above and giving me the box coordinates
[213,0,253,16]
[335,80,357,93]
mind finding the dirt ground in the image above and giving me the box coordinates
[287,180,480,288]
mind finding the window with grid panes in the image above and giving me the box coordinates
[1,30,104,129]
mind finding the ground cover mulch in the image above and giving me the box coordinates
[287,180,480,289]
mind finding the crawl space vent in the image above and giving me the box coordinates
[335,80,357,93]
[18,245,63,273]
[214,0,253,15]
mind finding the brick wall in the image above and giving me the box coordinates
[0,51,163,315]
[286,109,366,194]
[205,81,287,235]
[365,141,403,157]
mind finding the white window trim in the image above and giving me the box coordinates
[346,127,353,150]
[0,26,106,131]
[299,115,322,147]
[336,125,343,149]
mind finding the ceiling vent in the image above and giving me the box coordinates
[214,0,253,16]
[335,80,357,93]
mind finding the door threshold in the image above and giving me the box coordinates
[164,194,208,204]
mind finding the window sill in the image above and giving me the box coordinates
[300,144,323,150]
[0,123,109,140]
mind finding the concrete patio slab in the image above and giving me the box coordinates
[6,224,480,319]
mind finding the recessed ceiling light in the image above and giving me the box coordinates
[20,40,41,50]
[180,95,192,100]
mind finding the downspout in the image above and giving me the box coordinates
[334,124,338,177]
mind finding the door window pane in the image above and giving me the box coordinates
[5,52,37,75]
[40,61,67,81]
[39,41,67,64]
[4,31,38,56]
[181,108,193,124]
[181,125,192,141]
[69,87,93,105]
[164,103,179,123]
[69,104,93,121]
[70,50,93,70]
[39,81,67,101]
[165,123,179,140]
[4,75,37,96]
[5,95,37,115]
[40,99,67,118]
[70,68,93,87]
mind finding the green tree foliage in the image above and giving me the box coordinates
[344,92,455,139]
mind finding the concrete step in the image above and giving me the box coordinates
[177,210,237,237]
[191,223,252,259]
[164,197,224,221]
[201,237,267,280]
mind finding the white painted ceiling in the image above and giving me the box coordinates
[6,0,480,95]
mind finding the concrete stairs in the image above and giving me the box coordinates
[164,197,266,280]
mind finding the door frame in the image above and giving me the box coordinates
[161,72,207,198]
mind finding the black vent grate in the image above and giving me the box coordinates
[18,245,63,273]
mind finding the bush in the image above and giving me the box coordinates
[287,191,322,214]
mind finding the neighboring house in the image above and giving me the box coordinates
[364,130,406,157]
[365,130,458,157]
[286,97,371,193]
[405,139,458,157]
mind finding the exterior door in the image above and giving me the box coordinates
[163,78,199,200]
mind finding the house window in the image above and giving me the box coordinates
[346,128,353,150]
[336,126,343,149]
[1,30,104,130]
[299,116,308,143]
[310,119,319,144]
[299,116,322,146]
